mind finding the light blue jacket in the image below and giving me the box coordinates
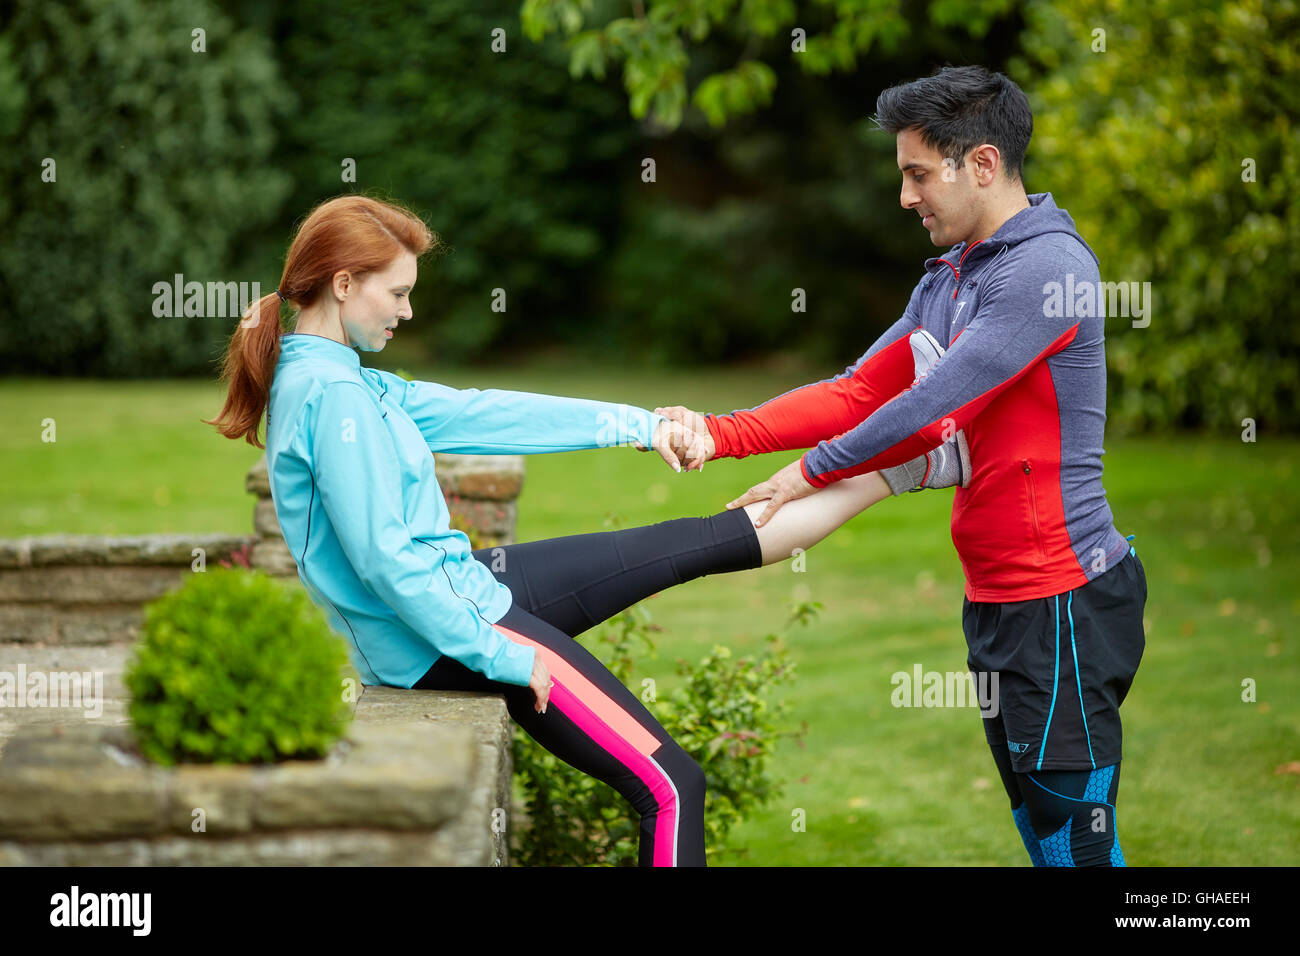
[265,333,665,689]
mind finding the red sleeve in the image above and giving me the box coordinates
[704,332,918,460]
[798,319,1080,489]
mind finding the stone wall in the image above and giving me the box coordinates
[0,452,527,865]
[0,534,253,645]
[0,686,512,866]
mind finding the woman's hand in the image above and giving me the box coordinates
[653,406,715,471]
[633,418,711,472]
[529,656,552,714]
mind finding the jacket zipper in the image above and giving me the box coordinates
[938,239,986,300]
[937,241,1009,304]
[1022,459,1048,560]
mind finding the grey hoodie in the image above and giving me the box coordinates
[708,193,1132,601]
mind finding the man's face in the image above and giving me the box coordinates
[896,127,982,247]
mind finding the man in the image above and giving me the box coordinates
[659,66,1147,866]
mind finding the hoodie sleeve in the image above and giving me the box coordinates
[702,282,925,460]
[798,250,1089,488]
[367,370,666,455]
[309,380,536,686]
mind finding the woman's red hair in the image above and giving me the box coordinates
[204,194,437,448]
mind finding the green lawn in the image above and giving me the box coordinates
[2,361,1296,866]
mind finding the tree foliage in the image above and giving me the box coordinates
[1014,0,1299,431]
[261,0,637,360]
[0,0,293,376]
[522,0,1017,129]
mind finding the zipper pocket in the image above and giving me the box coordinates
[1022,459,1048,561]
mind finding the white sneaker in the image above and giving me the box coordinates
[879,329,971,494]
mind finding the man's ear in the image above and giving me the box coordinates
[970,144,1001,186]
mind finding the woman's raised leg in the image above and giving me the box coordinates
[470,470,893,637]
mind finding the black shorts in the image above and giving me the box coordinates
[963,547,1148,773]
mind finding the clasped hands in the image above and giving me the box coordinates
[632,405,814,528]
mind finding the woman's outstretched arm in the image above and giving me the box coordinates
[365,368,703,471]
[737,470,893,566]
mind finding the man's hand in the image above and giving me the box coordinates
[725,458,817,527]
[653,405,715,471]
[632,418,710,473]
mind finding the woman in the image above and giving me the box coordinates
[205,194,931,867]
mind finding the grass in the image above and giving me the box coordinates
[1,356,1296,865]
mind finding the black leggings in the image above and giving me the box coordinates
[412,508,763,866]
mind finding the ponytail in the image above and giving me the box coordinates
[203,291,287,449]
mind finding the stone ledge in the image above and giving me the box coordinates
[0,566,193,603]
[356,686,515,866]
[0,604,147,645]
[0,825,479,867]
[0,720,475,840]
[0,534,254,569]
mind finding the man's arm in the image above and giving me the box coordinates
[798,253,1089,488]
[704,285,927,460]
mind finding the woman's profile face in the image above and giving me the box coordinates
[343,250,418,352]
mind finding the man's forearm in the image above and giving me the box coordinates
[707,332,918,459]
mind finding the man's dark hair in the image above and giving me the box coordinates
[873,65,1033,181]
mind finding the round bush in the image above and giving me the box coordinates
[125,567,353,766]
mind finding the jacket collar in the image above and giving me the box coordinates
[278,332,361,369]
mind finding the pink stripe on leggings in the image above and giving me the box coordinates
[548,681,681,866]
[495,623,661,755]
